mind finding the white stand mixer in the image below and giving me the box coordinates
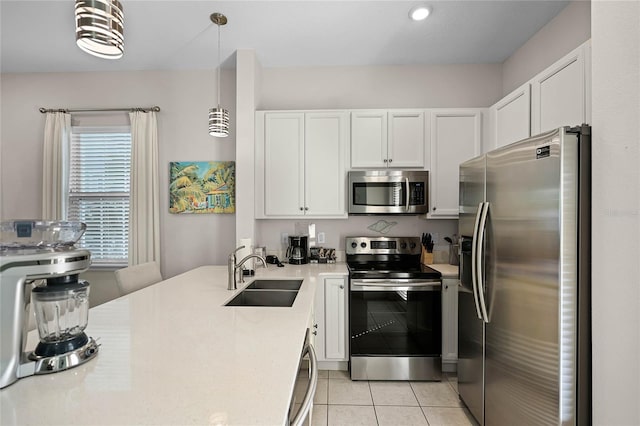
[0,221,99,389]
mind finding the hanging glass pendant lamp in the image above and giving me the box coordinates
[75,0,124,59]
[209,13,229,138]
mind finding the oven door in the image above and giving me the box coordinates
[349,279,442,380]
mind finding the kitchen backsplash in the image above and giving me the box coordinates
[255,216,457,262]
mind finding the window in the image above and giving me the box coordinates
[67,126,131,267]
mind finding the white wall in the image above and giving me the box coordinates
[591,1,640,423]
[259,63,502,110]
[0,69,237,279]
[502,0,591,95]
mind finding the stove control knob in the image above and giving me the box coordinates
[409,242,417,249]
[351,242,358,249]
[360,242,367,248]
[400,242,407,249]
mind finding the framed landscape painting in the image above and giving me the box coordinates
[169,161,235,214]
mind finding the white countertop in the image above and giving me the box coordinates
[428,263,459,279]
[1,263,347,426]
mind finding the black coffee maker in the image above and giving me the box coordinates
[286,235,308,264]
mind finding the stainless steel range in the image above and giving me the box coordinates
[346,236,442,381]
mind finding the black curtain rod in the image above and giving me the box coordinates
[39,106,161,113]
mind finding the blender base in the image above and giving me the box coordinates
[28,336,99,375]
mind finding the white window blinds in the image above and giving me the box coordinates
[68,127,131,266]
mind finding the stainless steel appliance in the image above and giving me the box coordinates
[346,236,442,380]
[286,235,308,265]
[458,125,591,425]
[0,220,99,389]
[287,328,318,426]
[348,170,429,215]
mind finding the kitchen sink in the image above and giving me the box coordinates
[245,279,303,291]
[224,289,299,307]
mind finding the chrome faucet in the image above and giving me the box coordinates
[228,246,267,290]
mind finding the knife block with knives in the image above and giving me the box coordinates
[421,233,434,265]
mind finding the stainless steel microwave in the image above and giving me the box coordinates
[348,170,429,215]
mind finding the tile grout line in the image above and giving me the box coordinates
[409,380,432,425]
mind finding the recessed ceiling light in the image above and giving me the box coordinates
[409,6,431,21]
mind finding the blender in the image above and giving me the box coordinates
[0,220,98,389]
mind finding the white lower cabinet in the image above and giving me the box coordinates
[441,278,458,372]
[314,276,348,368]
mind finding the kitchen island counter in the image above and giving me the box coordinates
[1,263,347,425]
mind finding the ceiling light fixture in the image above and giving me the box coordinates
[75,0,124,59]
[209,12,229,138]
[409,5,431,21]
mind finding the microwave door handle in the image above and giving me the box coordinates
[476,202,490,323]
[405,178,410,212]
[471,202,484,320]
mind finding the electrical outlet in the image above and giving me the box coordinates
[432,232,440,243]
[317,232,325,244]
[281,233,288,244]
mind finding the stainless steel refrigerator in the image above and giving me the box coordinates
[457,125,591,425]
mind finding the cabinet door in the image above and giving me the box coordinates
[442,278,459,372]
[491,83,531,150]
[388,110,425,168]
[313,274,326,360]
[264,113,305,216]
[429,110,482,218]
[531,43,586,134]
[305,112,348,216]
[324,277,347,360]
[350,111,387,168]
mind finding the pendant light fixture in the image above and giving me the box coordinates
[75,0,124,59]
[209,13,230,138]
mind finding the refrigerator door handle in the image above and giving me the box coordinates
[471,202,484,320]
[477,201,490,323]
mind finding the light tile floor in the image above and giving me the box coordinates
[311,370,478,426]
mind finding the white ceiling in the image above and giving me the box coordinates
[0,0,569,73]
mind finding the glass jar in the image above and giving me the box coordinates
[32,278,90,343]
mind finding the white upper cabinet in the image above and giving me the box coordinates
[351,110,425,168]
[257,111,349,218]
[428,109,482,218]
[388,110,425,168]
[304,112,349,216]
[531,40,591,134]
[350,111,387,168]
[489,83,531,151]
[263,112,305,217]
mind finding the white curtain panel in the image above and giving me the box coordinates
[128,111,161,266]
[42,112,71,220]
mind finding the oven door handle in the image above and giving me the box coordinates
[350,280,441,291]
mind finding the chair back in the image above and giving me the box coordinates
[114,261,163,296]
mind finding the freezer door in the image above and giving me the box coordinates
[458,281,484,425]
[484,128,580,425]
[457,155,486,425]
